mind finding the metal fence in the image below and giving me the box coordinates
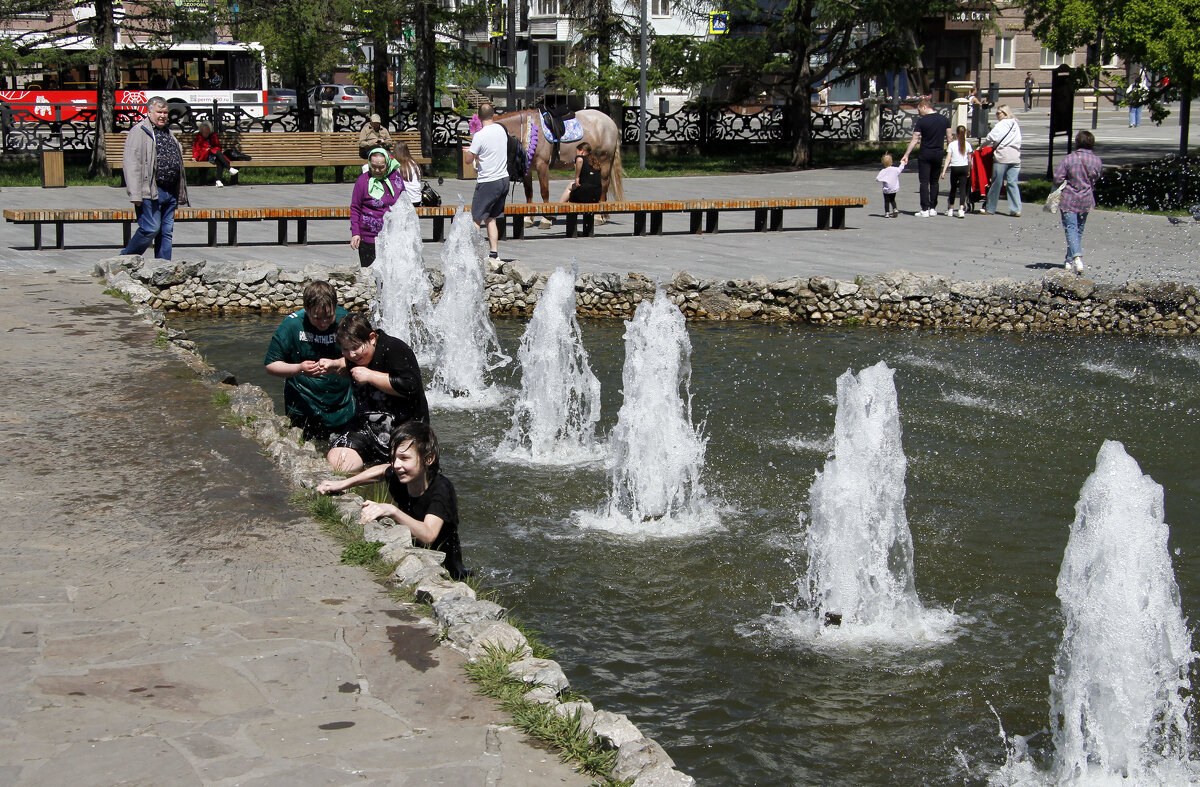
[1,101,949,156]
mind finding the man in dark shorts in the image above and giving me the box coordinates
[900,98,953,217]
[327,313,429,473]
[464,102,509,260]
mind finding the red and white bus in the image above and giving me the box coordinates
[0,40,271,121]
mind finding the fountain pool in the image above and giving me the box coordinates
[173,313,1200,785]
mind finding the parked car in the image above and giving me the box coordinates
[306,84,371,114]
[267,88,296,114]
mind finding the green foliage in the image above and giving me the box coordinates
[212,390,232,409]
[341,540,385,565]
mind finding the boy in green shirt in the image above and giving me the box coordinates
[264,280,355,446]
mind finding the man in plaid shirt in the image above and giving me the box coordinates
[1054,130,1103,274]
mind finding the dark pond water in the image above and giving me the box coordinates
[173,312,1200,785]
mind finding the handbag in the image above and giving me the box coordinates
[419,180,442,207]
[1043,181,1067,214]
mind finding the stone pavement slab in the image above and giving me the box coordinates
[0,271,589,786]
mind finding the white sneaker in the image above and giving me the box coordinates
[228,166,239,176]
[215,179,224,188]
[1073,257,1084,273]
[917,209,928,217]
[944,209,953,216]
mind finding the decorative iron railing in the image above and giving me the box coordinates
[2,101,953,156]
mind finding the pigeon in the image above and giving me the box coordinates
[1168,215,1185,224]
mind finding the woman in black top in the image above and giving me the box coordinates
[558,142,603,203]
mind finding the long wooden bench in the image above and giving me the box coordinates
[4,197,866,250]
[103,130,428,185]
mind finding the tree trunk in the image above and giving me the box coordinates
[372,31,390,121]
[297,67,314,131]
[414,0,435,162]
[88,0,116,179]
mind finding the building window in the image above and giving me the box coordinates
[548,43,567,71]
[1040,47,1073,68]
[651,0,670,15]
[537,0,557,14]
[995,37,1014,68]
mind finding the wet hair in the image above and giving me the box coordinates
[881,152,893,167]
[1075,129,1095,150]
[955,124,967,156]
[478,102,495,120]
[302,280,337,315]
[390,420,440,477]
[335,312,374,348]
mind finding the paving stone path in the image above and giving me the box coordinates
[0,271,588,786]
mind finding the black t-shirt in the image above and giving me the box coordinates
[351,329,429,425]
[915,112,951,157]
[386,471,465,580]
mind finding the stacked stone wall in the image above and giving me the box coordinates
[98,256,1200,336]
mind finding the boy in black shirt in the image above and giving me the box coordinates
[318,421,466,580]
[328,313,429,473]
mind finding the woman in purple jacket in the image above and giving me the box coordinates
[350,147,406,267]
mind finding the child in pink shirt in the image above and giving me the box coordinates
[876,153,906,218]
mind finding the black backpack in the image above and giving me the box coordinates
[507,130,527,182]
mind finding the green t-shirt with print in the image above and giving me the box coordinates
[263,307,355,428]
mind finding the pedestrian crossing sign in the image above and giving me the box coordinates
[709,12,729,34]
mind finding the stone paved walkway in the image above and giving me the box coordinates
[0,271,588,786]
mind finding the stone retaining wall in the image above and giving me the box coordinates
[97,255,1200,336]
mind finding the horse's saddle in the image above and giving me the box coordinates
[540,109,583,143]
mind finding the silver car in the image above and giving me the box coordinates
[307,84,371,114]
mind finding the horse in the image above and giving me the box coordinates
[493,108,625,227]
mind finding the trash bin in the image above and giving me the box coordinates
[41,149,66,188]
[457,138,477,180]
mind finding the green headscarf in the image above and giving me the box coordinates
[365,147,401,200]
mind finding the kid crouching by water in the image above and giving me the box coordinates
[876,153,905,218]
[318,421,467,580]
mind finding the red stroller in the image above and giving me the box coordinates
[970,146,994,213]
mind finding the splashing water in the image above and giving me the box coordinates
[797,362,956,645]
[371,204,435,360]
[1053,441,1195,783]
[427,205,510,408]
[494,266,602,465]
[575,288,718,537]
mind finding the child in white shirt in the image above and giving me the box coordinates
[939,125,974,217]
[875,153,906,218]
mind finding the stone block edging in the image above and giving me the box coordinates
[98,254,1200,336]
[99,266,694,787]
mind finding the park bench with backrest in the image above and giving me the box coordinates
[102,130,428,185]
[4,195,866,250]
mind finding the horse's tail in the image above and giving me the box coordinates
[609,146,625,202]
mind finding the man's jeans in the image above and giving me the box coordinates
[985,162,1022,215]
[121,192,178,260]
[1061,211,1088,261]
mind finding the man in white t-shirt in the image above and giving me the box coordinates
[464,103,509,259]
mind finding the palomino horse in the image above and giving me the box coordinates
[493,108,625,226]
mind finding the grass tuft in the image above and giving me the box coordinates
[463,645,625,784]
[103,286,133,304]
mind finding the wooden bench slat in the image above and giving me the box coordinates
[6,196,866,249]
